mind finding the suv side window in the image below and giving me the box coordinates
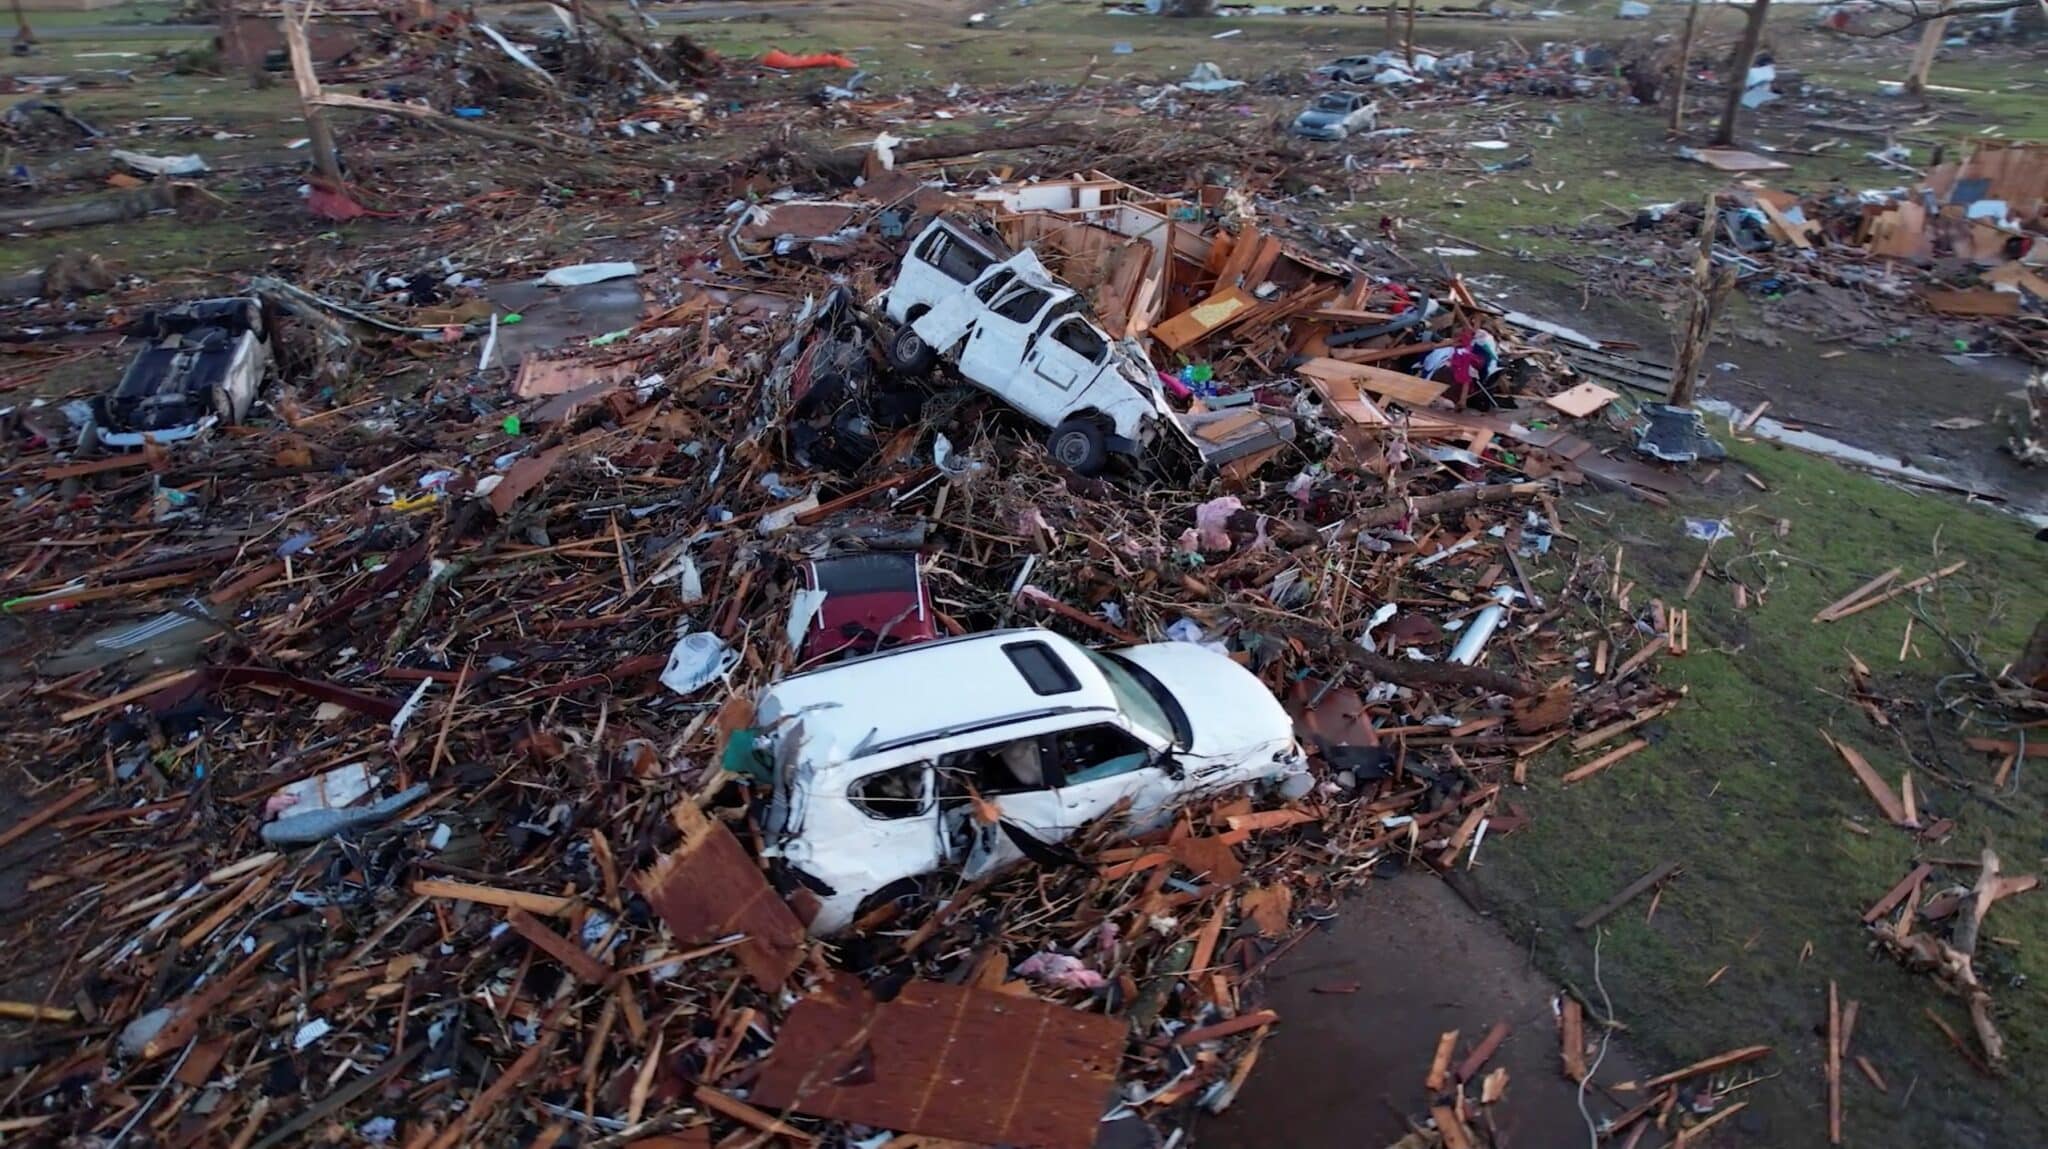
[849,762,932,820]
[973,269,1018,303]
[992,286,1050,324]
[1055,724,1154,786]
[937,735,1058,795]
[1050,319,1106,363]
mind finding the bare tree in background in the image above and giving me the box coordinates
[1711,0,1771,147]
[1828,0,2035,34]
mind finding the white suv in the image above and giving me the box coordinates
[753,628,1305,934]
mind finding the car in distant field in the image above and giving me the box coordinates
[752,627,1306,933]
[1291,91,1380,141]
[1313,54,1383,83]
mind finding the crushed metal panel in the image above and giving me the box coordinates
[753,980,1125,1149]
[635,802,805,988]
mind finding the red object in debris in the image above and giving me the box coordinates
[761,48,856,70]
[307,186,366,221]
[800,553,938,665]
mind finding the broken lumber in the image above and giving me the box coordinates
[1639,1044,1772,1090]
[1561,737,1648,785]
[1821,730,1910,826]
[1576,861,1682,930]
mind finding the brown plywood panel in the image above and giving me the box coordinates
[753,981,1125,1149]
[1150,287,1257,351]
[634,803,805,989]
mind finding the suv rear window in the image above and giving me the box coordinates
[1003,641,1081,696]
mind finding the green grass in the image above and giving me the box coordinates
[1478,434,2048,1146]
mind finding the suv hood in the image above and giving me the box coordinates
[1115,642,1294,761]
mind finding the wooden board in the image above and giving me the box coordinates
[754,980,1124,1149]
[1924,289,2021,317]
[634,803,805,988]
[1296,358,1447,407]
[1300,372,1389,427]
[1542,382,1620,418]
[1681,148,1791,173]
[1151,287,1257,351]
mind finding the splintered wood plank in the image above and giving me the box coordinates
[754,981,1125,1149]
[1576,861,1682,930]
[1821,731,1909,825]
[1560,997,1588,1082]
[1638,1044,1772,1090]
[634,802,805,989]
[1862,867,1932,926]
[1297,358,1448,407]
[1561,738,1648,785]
[1813,567,1901,622]
[1426,1029,1460,1092]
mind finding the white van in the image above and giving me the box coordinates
[880,218,1294,475]
[753,628,1305,934]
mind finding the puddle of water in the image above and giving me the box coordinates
[1697,398,2048,529]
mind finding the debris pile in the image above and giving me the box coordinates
[1590,141,2047,362]
[0,23,1747,1148]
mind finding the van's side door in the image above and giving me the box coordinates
[1022,315,1107,394]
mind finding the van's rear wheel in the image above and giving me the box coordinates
[1048,418,1109,476]
[887,325,937,376]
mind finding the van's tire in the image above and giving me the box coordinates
[1048,418,1109,475]
[887,324,937,376]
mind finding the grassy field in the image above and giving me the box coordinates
[1479,433,2048,1145]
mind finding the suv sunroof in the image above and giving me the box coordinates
[1003,641,1081,696]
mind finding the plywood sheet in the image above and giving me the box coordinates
[753,980,1125,1149]
[1680,148,1791,173]
[1150,287,1256,351]
[1543,382,1620,418]
[1297,358,1447,407]
[634,803,805,988]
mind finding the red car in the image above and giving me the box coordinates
[799,553,939,664]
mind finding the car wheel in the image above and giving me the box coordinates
[1048,418,1109,475]
[887,324,937,376]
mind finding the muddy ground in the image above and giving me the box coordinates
[1202,874,1660,1149]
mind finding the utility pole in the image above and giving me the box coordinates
[1711,0,1771,147]
[1669,0,1703,132]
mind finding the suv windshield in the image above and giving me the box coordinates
[1314,95,1352,112]
[1082,649,1190,748]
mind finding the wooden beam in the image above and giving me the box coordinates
[1577,861,1682,930]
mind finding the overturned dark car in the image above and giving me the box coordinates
[92,297,273,449]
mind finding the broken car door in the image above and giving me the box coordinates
[929,717,1082,878]
[1024,314,1107,394]
[1048,721,1180,833]
[956,282,1055,407]
[836,755,944,891]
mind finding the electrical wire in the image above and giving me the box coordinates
[1577,928,1617,1149]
